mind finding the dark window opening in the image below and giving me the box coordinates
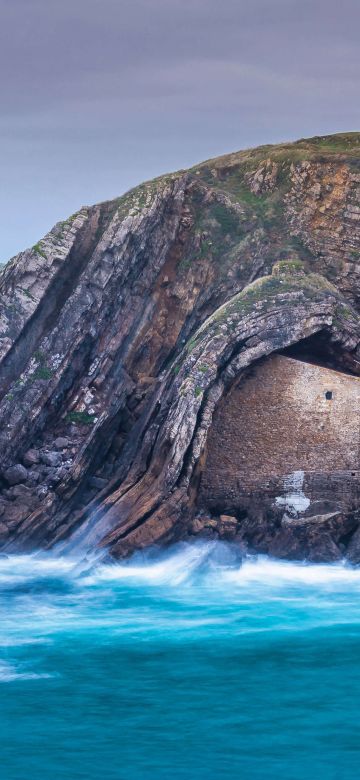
[325,391,332,400]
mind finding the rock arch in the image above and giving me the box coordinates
[52,264,360,557]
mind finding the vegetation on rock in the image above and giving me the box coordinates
[0,132,359,561]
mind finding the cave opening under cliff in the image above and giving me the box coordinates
[198,334,360,524]
[278,330,359,377]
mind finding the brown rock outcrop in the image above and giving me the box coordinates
[0,132,359,561]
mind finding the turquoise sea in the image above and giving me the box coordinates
[1,541,360,779]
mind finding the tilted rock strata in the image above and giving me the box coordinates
[0,132,359,561]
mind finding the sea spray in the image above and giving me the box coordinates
[1,542,360,779]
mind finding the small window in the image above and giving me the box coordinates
[325,391,332,400]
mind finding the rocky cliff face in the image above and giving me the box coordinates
[0,132,360,562]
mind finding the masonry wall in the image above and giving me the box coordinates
[200,355,360,512]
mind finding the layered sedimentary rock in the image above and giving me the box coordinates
[0,132,359,561]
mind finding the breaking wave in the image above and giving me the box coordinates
[2,542,360,778]
[1,539,360,592]
[1,541,360,653]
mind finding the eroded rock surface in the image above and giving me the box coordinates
[0,132,360,561]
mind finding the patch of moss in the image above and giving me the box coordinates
[336,302,359,324]
[179,256,194,271]
[187,337,199,353]
[66,411,95,425]
[113,171,183,221]
[64,212,78,225]
[272,259,305,276]
[22,288,35,301]
[309,134,360,155]
[194,386,202,398]
[210,203,241,235]
[33,366,53,381]
[34,350,45,364]
[197,267,339,338]
[228,181,268,210]
[32,243,46,259]
[186,136,360,232]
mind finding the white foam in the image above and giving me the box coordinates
[0,637,50,647]
[84,542,219,587]
[84,543,360,595]
[0,552,78,586]
[223,555,360,589]
[1,544,359,594]
[0,661,52,683]
[1,544,360,671]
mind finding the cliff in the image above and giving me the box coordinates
[0,132,360,562]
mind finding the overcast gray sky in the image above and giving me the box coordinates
[1,0,359,261]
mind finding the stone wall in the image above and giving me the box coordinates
[200,355,360,514]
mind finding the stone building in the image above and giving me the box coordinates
[200,355,360,518]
